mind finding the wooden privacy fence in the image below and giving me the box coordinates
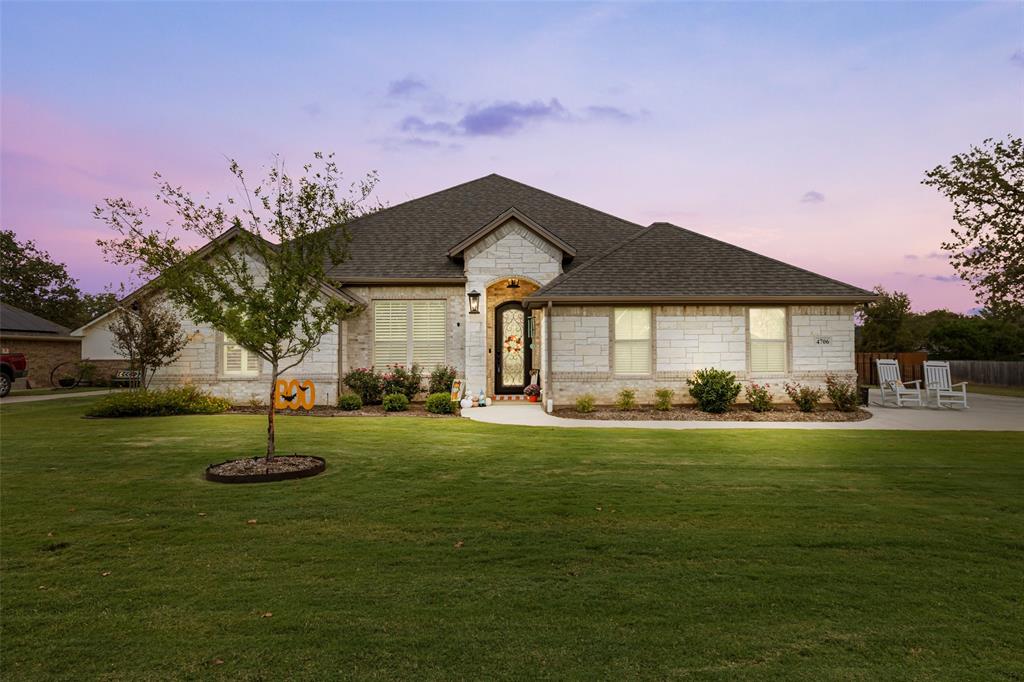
[948,360,1024,387]
[855,352,928,387]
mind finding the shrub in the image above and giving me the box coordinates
[425,392,454,414]
[380,364,422,400]
[428,365,457,395]
[575,394,596,413]
[382,393,410,412]
[616,388,637,411]
[745,383,774,413]
[342,367,382,404]
[785,382,824,412]
[654,388,674,411]
[688,368,741,413]
[86,386,231,418]
[825,374,859,412]
[338,393,363,411]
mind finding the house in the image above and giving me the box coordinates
[75,174,875,406]
[0,302,82,388]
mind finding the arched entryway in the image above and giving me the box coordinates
[485,277,541,397]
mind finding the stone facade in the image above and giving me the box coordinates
[547,304,856,406]
[462,218,563,392]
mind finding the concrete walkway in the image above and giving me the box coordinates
[463,390,1024,431]
[0,390,120,405]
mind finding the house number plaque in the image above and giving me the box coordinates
[815,337,832,345]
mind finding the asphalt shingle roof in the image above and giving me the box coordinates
[329,174,644,281]
[0,302,70,335]
[528,222,875,301]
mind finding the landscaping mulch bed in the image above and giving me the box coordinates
[205,455,325,483]
[228,403,457,418]
[554,404,872,422]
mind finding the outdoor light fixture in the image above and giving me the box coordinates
[506,278,521,289]
[467,290,481,314]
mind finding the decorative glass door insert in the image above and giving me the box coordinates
[500,307,525,387]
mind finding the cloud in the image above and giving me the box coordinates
[1011,49,1024,67]
[387,77,429,97]
[928,274,960,283]
[904,254,919,260]
[399,116,457,136]
[905,251,950,261]
[584,105,637,123]
[800,190,825,203]
[301,102,322,117]
[459,99,568,136]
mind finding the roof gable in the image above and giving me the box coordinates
[0,302,70,335]
[527,222,875,303]
[446,207,577,258]
[329,174,643,282]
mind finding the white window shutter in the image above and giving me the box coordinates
[412,301,446,367]
[374,301,409,366]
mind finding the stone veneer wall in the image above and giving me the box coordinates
[463,219,563,393]
[148,314,340,405]
[548,304,856,406]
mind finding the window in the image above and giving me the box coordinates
[223,335,260,375]
[374,300,446,367]
[749,307,787,373]
[614,308,651,374]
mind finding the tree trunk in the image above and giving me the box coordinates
[266,363,278,459]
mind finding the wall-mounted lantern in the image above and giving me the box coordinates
[467,290,481,314]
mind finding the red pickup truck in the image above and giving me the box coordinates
[1,351,28,397]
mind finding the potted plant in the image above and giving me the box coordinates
[524,384,541,402]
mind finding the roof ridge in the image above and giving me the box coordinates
[531,223,655,296]
[488,174,644,231]
[652,221,874,296]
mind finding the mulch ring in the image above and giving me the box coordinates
[228,403,458,418]
[554,405,872,422]
[205,455,325,484]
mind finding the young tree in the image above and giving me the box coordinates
[109,301,189,388]
[856,286,915,352]
[95,154,376,457]
[923,135,1024,317]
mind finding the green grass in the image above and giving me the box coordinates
[2,398,1022,680]
[967,383,1024,398]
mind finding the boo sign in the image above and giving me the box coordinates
[274,379,316,410]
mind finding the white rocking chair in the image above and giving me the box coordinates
[924,361,968,408]
[876,359,923,407]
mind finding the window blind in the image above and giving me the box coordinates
[373,301,409,366]
[614,308,651,374]
[223,335,260,375]
[374,300,446,367]
[749,308,787,373]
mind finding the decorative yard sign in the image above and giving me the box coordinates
[450,379,463,401]
[274,379,316,410]
[815,336,832,345]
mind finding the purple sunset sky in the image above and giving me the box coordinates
[2,1,1021,312]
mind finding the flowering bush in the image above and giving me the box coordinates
[825,374,860,412]
[785,382,824,412]
[428,365,458,395]
[342,367,383,404]
[380,364,422,400]
[524,383,541,397]
[745,383,774,412]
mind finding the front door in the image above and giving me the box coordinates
[495,302,532,395]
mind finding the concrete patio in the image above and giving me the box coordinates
[462,390,1024,431]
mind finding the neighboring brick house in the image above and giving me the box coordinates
[74,174,875,407]
[0,302,82,388]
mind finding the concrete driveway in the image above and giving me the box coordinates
[463,390,1024,431]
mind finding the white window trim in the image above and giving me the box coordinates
[372,299,447,368]
[747,306,789,375]
[612,307,653,376]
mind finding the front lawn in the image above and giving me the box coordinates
[1,398,1022,679]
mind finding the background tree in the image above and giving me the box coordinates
[856,287,916,352]
[109,301,189,388]
[923,135,1024,317]
[95,154,377,457]
[0,229,115,328]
